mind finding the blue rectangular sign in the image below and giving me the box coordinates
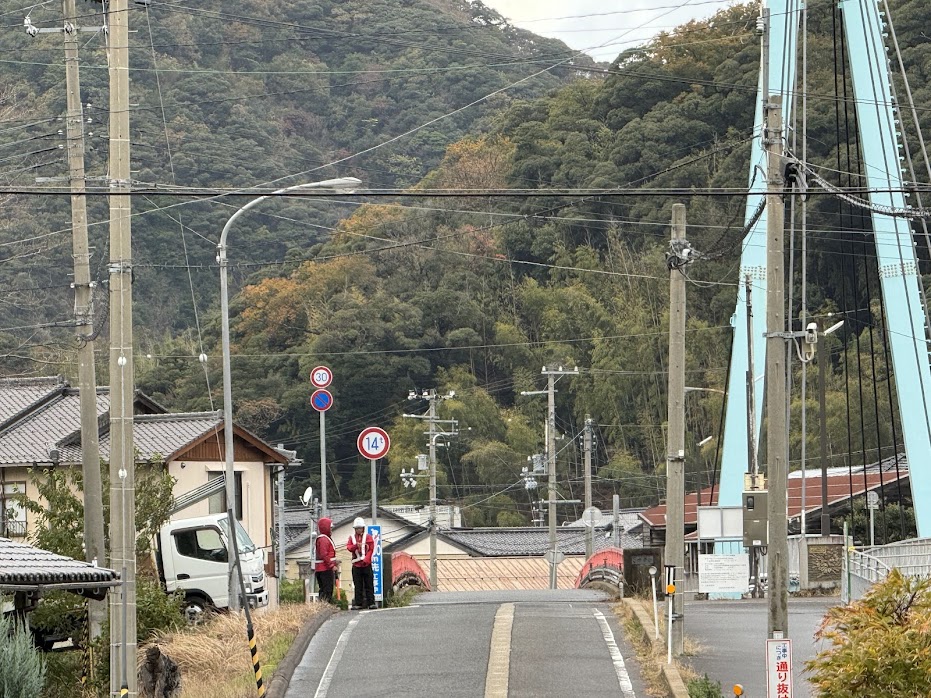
[368,525,383,602]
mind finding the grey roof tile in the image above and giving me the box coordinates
[442,526,638,557]
[59,411,223,463]
[0,377,66,430]
[0,391,108,464]
[0,537,119,587]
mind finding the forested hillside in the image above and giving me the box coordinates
[0,0,590,336]
[3,0,930,536]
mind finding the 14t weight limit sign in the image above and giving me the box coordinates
[358,427,390,460]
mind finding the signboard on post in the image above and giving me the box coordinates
[358,427,391,460]
[310,365,333,389]
[698,553,750,594]
[766,638,793,698]
[369,524,383,602]
[310,389,333,412]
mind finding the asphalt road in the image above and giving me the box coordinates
[285,589,647,698]
[682,597,838,696]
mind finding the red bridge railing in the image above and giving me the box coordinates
[391,552,431,592]
[575,547,624,589]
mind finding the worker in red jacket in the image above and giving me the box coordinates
[314,517,338,604]
[346,517,376,609]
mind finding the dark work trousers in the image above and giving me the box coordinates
[315,569,335,604]
[351,564,375,608]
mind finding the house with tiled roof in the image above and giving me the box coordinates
[0,377,289,588]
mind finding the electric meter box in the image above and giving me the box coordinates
[742,490,768,547]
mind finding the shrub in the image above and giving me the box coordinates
[687,673,723,698]
[136,575,184,641]
[806,569,931,696]
[0,612,46,698]
[279,579,304,605]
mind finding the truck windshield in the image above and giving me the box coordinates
[218,518,256,554]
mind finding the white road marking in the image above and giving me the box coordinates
[484,603,515,698]
[314,614,362,698]
[593,608,636,697]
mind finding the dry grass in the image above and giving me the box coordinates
[614,601,668,697]
[143,602,327,698]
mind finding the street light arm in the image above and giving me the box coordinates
[217,177,362,253]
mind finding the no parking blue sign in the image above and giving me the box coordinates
[311,389,333,412]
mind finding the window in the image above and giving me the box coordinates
[207,472,243,520]
[173,527,228,563]
[1,483,26,537]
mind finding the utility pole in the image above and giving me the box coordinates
[665,203,687,657]
[542,365,578,589]
[427,392,438,590]
[764,95,789,639]
[60,0,106,640]
[107,0,136,691]
[584,415,593,559]
[819,334,831,536]
[612,495,620,549]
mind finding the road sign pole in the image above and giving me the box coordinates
[371,458,377,524]
[667,593,673,665]
[320,410,327,517]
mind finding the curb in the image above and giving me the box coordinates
[621,598,690,698]
[265,605,337,698]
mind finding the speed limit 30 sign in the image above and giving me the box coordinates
[357,427,390,460]
[310,365,333,389]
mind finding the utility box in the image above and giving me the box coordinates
[742,490,768,547]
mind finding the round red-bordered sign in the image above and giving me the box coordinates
[310,365,333,389]
[357,426,390,459]
[310,389,333,412]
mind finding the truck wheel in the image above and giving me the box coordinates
[183,596,211,625]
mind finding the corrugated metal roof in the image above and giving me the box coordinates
[0,537,119,587]
[0,377,64,427]
[436,557,584,591]
[640,456,911,530]
[0,391,108,464]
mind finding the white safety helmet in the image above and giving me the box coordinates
[353,517,366,529]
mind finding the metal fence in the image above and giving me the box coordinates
[842,538,931,603]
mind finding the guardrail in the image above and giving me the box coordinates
[391,552,430,592]
[842,548,891,603]
[575,547,624,589]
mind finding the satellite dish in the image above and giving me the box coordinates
[300,487,313,507]
[582,506,602,528]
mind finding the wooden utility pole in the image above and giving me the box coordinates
[665,203,687,656]
[61,0,106,639]
[764,95,789,639]
[584,415,593,559]
[107,0,136,691]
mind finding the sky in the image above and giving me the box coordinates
[483,0,742,62]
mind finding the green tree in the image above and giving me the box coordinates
[806,569,931,696]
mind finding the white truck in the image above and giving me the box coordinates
[154,514,268,620]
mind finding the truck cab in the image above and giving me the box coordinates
[155,514,268,620]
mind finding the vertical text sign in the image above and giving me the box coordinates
[766,638,793,698]
[369,525,383,601]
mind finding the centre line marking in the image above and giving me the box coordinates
[484,603,515,698]
[594,608,636,697]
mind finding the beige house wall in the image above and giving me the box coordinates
[167,458,272,552]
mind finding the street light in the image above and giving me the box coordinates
[218,177,361,611]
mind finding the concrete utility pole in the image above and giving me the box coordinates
[665,203,687,657]
[542,365,578,589]
[107,0,136,691]
[61,0,105,640]
[819,334,831,536]
[764,95,789,639]
[428,394,438,590]
[584,415,593,559]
